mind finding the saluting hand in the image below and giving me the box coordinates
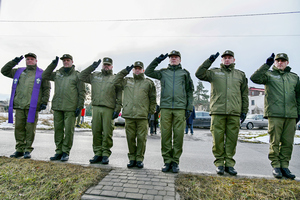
[126,65,134,73]
[157,53,168,63]
[266,53,275,66]
[12,55,24,64]
[92,59,101,69]
[52,56,59,67]
[209,52,220,62]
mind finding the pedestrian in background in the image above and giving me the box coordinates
[251,53,300,179]
[42,54,86,162]
[1,53,51,159]
[185,106,195,135]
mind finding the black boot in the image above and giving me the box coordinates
[61,152,69,161]
[127,160,136,168]
[225,167,237,175]
[89,155,103,164]
[281,168,295,179]
[102,156,109,164]
[136,161,144,168]
[172,162,179,173]
[162,163,172,172]
[216,166,224,175]
[50,153,62,161]
[272,168,282,179]
[24,152,31,159]
[10,151,24,158]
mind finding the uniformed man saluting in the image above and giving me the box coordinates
[115,61,156,168]
[251,53,300,179]
[195,50,249,176]
[42,54,86,162]
[1,53,51,159]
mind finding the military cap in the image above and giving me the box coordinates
[134,61,144,69]
[275,53,289,61]
[168,50,181,58]
[103,57,113,65]
[60,54,73,60]
[25,52,37,59]
[221,50,234,58]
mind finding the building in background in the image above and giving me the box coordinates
[248,87,264,114]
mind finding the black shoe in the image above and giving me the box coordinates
[102,156,109,164]
[162,163,172,172]
[127,160,136,168]
[172,162,179,173]
[281,168,295,179]
[89,155,103,164]
[50,153,62,161]
[76,125,80,128]
[272,168,282,179]
[191,133,194,135]
[136,161,144,168]
[225,167,237,175]
[216,166,224,175]
[10,151,24,158]
[60,152,69,161]
[24,152,31,159]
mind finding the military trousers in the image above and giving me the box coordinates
[160,108,185,164]
[92,106,114,157]
[14,109,39,153]
[268,117,295,168]
[76,110,81,126]
[211,114,240,167]
[125,118,148,162]
[53,110,76,155]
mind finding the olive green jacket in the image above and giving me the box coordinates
[250,63,300,118]
[1,60,51,110]
[115,69,156,119]
[145,58,194,111]
[195,58,249,116]
[79,65,122,113]
[42,65,86,111]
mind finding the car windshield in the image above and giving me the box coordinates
[246,115,257,119]
[196,112,209,118]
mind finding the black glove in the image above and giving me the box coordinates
[148,113,151,120]
[185,110,191,120]
[112,111,119,119]
[209,52,220,62]
[157,53,168,63]
[240,113,247,124]
[92,59,101,69]
[12,55,24,64]
[75,108,81,117]
[52,56,59,66]
[126,65,134,73]
[266,53,275,66]
[297,115,300,124]
[39,104,47,111]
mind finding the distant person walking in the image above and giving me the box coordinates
[185,106,195,135]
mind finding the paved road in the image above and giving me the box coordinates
[0,127,299,179]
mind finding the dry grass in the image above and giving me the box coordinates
[0,116,7,121]
[0,156,109,199]
[176,173,300,200]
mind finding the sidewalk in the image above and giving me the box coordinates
[82,167,178,200]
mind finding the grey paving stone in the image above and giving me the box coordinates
[112,186,123,192]
[138,184,154,189]
[102,185,114,190]
[118,175,128,179]
[125,193,143,199]
[167,183,175,187]
[100,181,114,186]
[139,189,148,194]
[165,187,175,192]
[128,180,138,184]
[120,179,128,183]
[153,186,164,190]
[147,189,158,195]
[100,190,118,197]
[166,191,175,196]
[85,187,94,194]
[89,189,101,195]
[94,185,104,190]
[112,182,123,187]
[158,190,167,196]
[138,177,151,181]
[123,187,139,193]
[154,196,164,200]
[123,183,137,188]
[163,196,176,200]
[117,192,126,198]
[151,178,160,181]
[137,180,145,184]
[142,194,155,200]
[127,176,137,180]
[110,178,121,183]
[155,182,168,186]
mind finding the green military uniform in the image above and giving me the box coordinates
[79,60,122,158]
[76,110,81,127]
[195,54,248,167]
[145,52,194,165]
[1,57,51,153]
[115,66,156,162]
[250,56,300,169]
[42,62,85,155]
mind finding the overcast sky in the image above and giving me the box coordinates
[0,0,299,100]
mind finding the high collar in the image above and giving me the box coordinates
[133,73,145,80]
[26,64,37,70]
[168,64,182,70]
[220,63,235,71]
[60,65,75,75]
[101,69,113,75]
[272,66,291,74]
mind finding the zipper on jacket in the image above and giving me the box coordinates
[172,68,175,108]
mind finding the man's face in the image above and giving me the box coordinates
[169,55,181,66]
[63,59,73,68]
[26,57,37,66]
[221,55,235,65]
[274,59,289,71]
[102,64,113,71]
[133,66,144,75]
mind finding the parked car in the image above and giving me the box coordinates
[297,121,300,130]
[193,111,211,128]
[114,113,125,126]
[240,114,268,129]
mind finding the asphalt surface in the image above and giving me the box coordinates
[0,127,299,179]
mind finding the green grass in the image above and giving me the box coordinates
[0,156,109,199]
[176,173,300,199]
